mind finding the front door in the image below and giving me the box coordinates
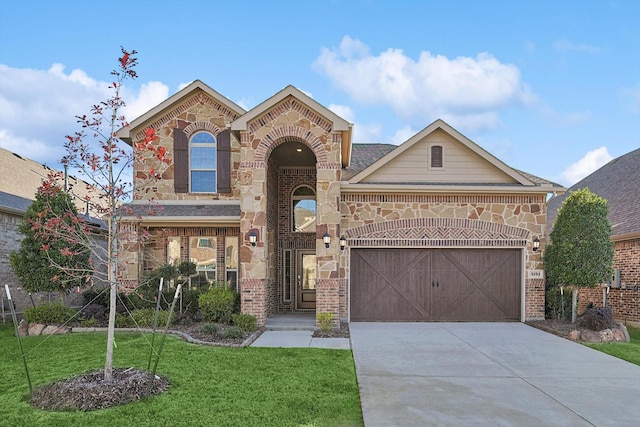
[296,250,316,309]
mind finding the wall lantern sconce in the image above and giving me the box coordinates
[339,236,347,251]
[248,231,257,247]
[532,237,540,252]
[323,232,331,249]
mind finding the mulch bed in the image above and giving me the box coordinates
[30,367,170,412]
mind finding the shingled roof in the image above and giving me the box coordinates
[342,143,397,180]
[0,191,32,215]
[547,148,640,239]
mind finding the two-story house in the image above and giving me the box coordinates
[117,81,564,326]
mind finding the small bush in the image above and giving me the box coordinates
[232,313,257,332]
[316,312,334,332]
[198,288,238,323]
[78,303,108,324]
[115,309,171,328]
[221,326,246,340]
[545,286,572,321]
[580,306,614,330]
[199,322,219,335]
[579,306,614,331]
[25,303,77,324]
[80,318,98,327]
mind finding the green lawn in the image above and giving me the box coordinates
[585,326,640,366]
[0,325,363,427]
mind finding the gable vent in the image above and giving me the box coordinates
[431,145,443,168]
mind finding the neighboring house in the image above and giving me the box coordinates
[117,81,565,326]
[0,147,106,318]
[547,148,640,324]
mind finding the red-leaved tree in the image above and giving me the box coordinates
[32,48,169,381]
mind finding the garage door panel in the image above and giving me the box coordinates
[351,248,521,322]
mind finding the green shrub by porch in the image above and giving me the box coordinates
[25,303,77,325]
[199,288,237,323]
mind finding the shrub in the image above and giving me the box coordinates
[198,288,238,323]
[232,313,257,332]
[82,289,109,307]
[545,286,572,321]
[78,303,108,325]
[199,322,219,335]
[316,312,334,332]
[25,303,77,324]
[221,326,246,340]
[579,306,614,331]
[115,309,171,328]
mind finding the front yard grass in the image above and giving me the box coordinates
[0,324,363,427]
[585,326,640,366]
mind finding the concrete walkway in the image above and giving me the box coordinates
[350,322,640,427]
[250,313,350,350]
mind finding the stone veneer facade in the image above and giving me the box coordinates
[340,194,547,320]
[121,83,557,327]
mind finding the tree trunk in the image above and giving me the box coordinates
[571,288,578,323]
[104,216,117,382]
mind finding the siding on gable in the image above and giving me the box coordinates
[362,129,517,184]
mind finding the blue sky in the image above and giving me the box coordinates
[1,0,638,187]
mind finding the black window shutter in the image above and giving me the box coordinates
[431,145,443,168]
[173,128,189,193]
[217,129,231,193]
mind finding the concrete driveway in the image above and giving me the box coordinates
[350,322,640,426]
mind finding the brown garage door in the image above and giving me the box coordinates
[350,248,521,322]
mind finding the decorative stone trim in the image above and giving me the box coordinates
[239,161,266,169]
[255,126,328,163]
[133,92,240,142]
[317,162,342,170]
[347,218,530,242]
[248,98,332,134]
[342,194,545,204]
[183,122,223,137]
[280,167,316,176]
[348,238,527,248]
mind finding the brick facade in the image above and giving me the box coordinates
[578,238,640,324]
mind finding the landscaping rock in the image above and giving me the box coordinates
[600,328,614,342]
[18,319,29,336]
[615,322,630,342]
[567,330,581,341]
[28,323,46,336]
[612,328,626,342]
[42,325,70,335]
[580,330,602,342]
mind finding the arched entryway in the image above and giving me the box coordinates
[267,140,318,312]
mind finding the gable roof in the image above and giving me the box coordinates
[117,80,246,143]
[231,85,353,167]
[342,143,397,180]
[349,119,535,186]
[548,148,640,240]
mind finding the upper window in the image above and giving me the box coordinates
[292,186,316,232]
[190,132,217,192]
[430,145,444,169]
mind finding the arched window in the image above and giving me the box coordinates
[292,186,316,232]
[190,132,217,192]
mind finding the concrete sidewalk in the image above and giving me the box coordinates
[351,322,640,426]
[251,330,350,349]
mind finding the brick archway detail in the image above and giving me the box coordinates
[255,126,328,163]
[346,218,530,247]
[183,121,223,137]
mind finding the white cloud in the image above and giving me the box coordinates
[553,39,601,54]
[561,147,613,186]
[329,103,382,143]
[313,36,534,131]
[0,63,168,166]
[122,81,169,121]
[389,126,415,145]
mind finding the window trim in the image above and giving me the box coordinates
[189,131,217,193]
[291,185,316,233]
[428,144,445,170]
